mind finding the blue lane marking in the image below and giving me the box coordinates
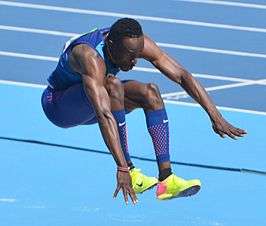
[0,84,265,170]
[2,0,266,28]
[1,5,266,53]
[1,1,266,226]
[0,84,266,226]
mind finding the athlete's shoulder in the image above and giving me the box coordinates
[70,44,105,75]
[72,44,99,59]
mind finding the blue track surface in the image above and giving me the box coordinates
[0,1,266,225]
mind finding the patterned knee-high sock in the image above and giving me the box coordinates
[112,109,131,164]
[145,108,170,164]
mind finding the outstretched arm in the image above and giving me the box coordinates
[141,35,247,139]
[70,44,137,204]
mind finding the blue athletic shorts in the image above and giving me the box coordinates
[41,80,132,128]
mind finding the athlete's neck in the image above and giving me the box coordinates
[104,39,117,68]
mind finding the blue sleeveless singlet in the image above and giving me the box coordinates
[47,28,120,91]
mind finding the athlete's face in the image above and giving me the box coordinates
[110,35,144,71]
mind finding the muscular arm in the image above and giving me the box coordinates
[70,44,137,204]
[141,35,247,139]
[71,44,127,166]
[83,77,127,165]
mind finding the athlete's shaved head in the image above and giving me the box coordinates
[106,18,144,72]
[108,18,143,42]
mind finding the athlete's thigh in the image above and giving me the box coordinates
[42,83,96,127]
[122,80,149,112]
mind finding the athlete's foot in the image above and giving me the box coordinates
[156,174,201,200]
[130,168,158,194]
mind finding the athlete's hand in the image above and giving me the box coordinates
[113,171,138,205]
[211,115,247,140]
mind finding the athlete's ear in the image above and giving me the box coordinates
[107,37,114,48]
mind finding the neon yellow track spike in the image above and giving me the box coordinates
[156,174,201,200]
[130,168,158,194]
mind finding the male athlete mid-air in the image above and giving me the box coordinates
[41,18,247,204]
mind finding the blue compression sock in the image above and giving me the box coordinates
[145,108,170,163]
[112,109,131,163]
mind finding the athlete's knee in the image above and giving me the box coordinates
[144,83,164,107]
[145,83,162,102]
[105,76,124,97]
[105,76,125,109]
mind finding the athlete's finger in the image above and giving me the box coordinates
[219,132,227,138]
[231,128,244,137]
[128,188,138,204]
[236,128,248,136]
[226,131,237,140]
[122,188,129,205]
[230,128,241,136]
[113,184,121,199]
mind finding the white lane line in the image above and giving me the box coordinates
[23,205,46,209]
[0,198,17,203]
[163,100,266,116]
[1,1,266,33]
[1,50,266,101]
[0,79,46,88]
[1,79,265,115]
[157,42,266,58]
[162,79,266,98]
[133,66,253,83]
[0,50,261,83]
[177,0,266,10]
[0,51,58,61]
[0,25,77,37]
[189,73,252,83]
[1,25,266,58]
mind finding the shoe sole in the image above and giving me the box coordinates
[178,185,201,198]
[157,185,201,200]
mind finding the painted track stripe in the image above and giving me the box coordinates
[0,79,46,88]
[177,0,266,10]
[1,25,266,58]
[0,51,58,61]
[0,25,77,37]
[1,136,266,174]
[1,1,266,33]
[0,79,265,116]
[0,50,266,115]
[157,42,266,58]
[133,66,253,82]
[162,79,266,98]
[163,100,266,116]
[0,50,261,83]
[0,198,17,203]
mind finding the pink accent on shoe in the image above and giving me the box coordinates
[156,182,167,196]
